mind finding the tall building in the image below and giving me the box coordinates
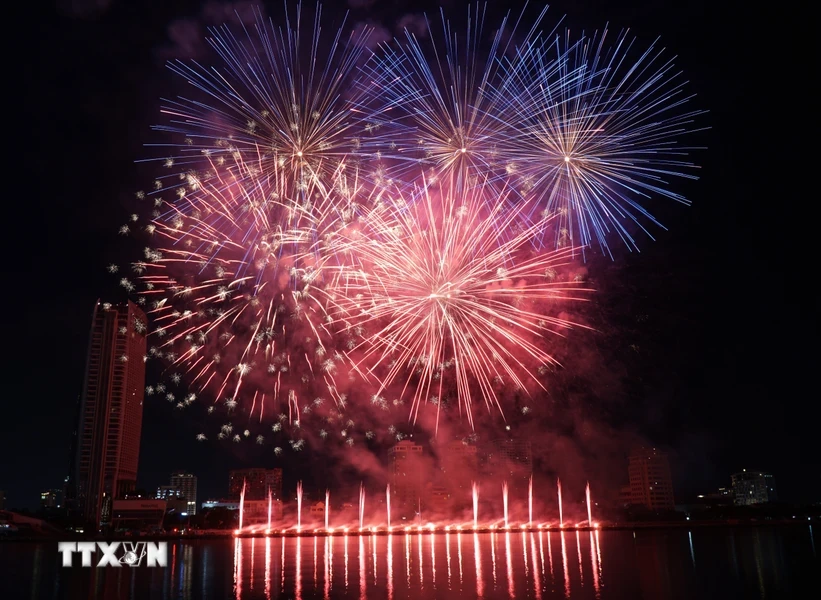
[436,440,478,508]
[170,472,198,515]
[389,440,425,513]
[731,470,777,506]
[626,447,675,511]
[229,469,283,501]
[486,439,532,494]
[40,490,61,509]
[71,301,147,529]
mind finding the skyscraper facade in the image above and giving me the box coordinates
[731,470,777,506]
[40,489,61,509]
[436,440,478,509]
[170,472,198,515]
[627,447,675,510]
[229,468,283,501]
[388,440,425,514]
[486,439,532,494]
[71,301,147,529]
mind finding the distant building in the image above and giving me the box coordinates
[626,447,675,511]
[170,472,198,515]
[166,497,189,515]
[619,485,632,506]
[40,490,61,509]
[202,499,240,511]
[229,469,283,502]
[71,301,147,529]
[693,487,733,507]
[486,439,532,494]
[389,440,425,513]
[426,483,450,514]
[110,499,165,531]
[310,502,325,516]
[436,440,478,509]
[731,470,777,506]
[155,485,180,500]
[242,499,283,525]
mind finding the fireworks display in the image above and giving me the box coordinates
[356,5,550,185]
[118,3,703,449]
[322,179,589,432]
[496,28,705,253]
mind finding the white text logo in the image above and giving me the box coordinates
[57,542,167,567]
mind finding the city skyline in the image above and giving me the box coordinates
[3,406,809,515]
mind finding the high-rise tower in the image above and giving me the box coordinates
[72,300,147,529]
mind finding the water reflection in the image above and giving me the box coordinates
[6,528,820,600]
[295,536,302,600]
[505,531,515,598]
[358,536,364,600]
[445,532,451,587]
[561,531,571,598]
[589,531,600,597]
[530,533,542,600]
[264,538,271,600]
[575,530,584,587]
[474,533,484,598]
[688,530,696,566]
[386,535,393,600]
[456,532,463,585]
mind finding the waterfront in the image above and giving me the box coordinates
[3,526,817,599]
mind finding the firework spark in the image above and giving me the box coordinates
[132,147,352,432]
[151,3,372,197]
[357,4,550,186]
[322,177,590,431]
[496,28,705,253]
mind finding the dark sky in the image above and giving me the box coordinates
[12,0,814,511]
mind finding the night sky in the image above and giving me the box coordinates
[11,0,814,511]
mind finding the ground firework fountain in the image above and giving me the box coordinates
[586,483,593,526]
[529,476,534,525]
[325,489,330,530]
[557,478,564,528]
[238,480,246,531]
[359,483,365,529]
[297,481,303,531]
[386,484,391,530]
[502,482,509,529]
[267,489,272,531]
[472,482,479,528]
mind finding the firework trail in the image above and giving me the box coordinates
[321,177,590,431]
[357,3,550,187]
[496,27,705,254]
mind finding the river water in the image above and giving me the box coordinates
[3,526,817,599]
